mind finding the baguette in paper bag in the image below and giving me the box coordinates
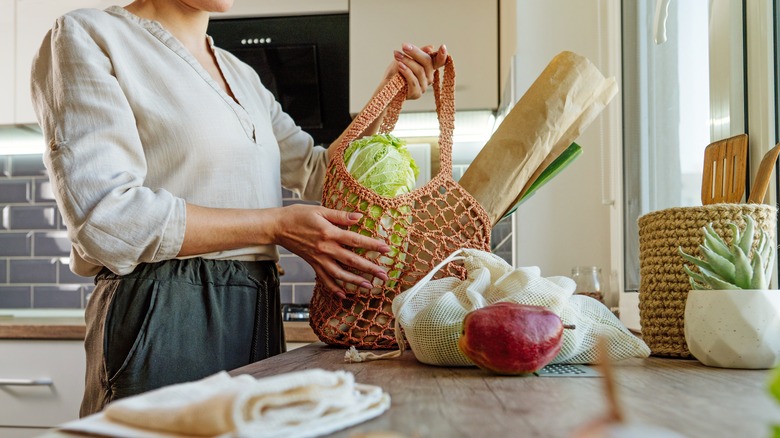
[459,51,618,225]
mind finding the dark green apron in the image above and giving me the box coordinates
[80,258,284,417]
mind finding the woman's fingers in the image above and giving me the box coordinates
[331,244,389,282]
[314,267,347,299]
[314,249,387,299]
[318,209,391,254]
[433,45,448,69]
[393,52,423,99]
[420,44,447,68]
[282,206,392,297]
[401,43,433,86]
[393,43,448,99]
[323,219,391,282]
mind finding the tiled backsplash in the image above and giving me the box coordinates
[0,154,89,309]
[0,154,513,309]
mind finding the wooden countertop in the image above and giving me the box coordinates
[0,316,86,340]
[0,316,318,343]
[225,343,780,437]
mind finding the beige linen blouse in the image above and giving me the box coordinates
[30,6,329,276]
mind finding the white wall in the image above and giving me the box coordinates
[511,0,623,308]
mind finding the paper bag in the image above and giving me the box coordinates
[459,51,618,225]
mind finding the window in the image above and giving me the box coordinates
[622,0,747,292]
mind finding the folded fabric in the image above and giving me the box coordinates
[59,368,390,438]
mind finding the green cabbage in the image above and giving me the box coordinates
[344,133,419,197]
[341,134,419,291]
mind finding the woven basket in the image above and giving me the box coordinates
[638,203,776,357]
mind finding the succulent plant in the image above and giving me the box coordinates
[678,215,776,290]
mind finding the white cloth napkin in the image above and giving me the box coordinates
[59,369,391,438]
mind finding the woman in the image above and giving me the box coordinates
[30,0,447,416]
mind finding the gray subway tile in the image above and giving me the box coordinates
[0,286,32,308]
[59,261,93,284]
[0,180,32,203]
[9,259,57,283]
[0,259,5,283]
[10,155,46,177]
[34,231,71,257]
[0,233,32,256]
[2,205,58,230]
[34,179,57,202]
[33,285,82,309]
[293,283,315,304]
[279,284,293,304]
[277,255,315,282]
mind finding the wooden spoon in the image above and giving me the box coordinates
[701,134,748,205]
[747,142,780,204]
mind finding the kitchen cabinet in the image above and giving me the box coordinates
[212,0,348,18]
[348,0,501,114]
[0,340,85,433]
[14,0,115,125]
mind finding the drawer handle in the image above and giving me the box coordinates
[0,378,53,386]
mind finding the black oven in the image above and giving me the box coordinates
[208,14,350,146]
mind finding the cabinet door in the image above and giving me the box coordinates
[349,0,499,114]
[213,0,348,18]
[0,340,86,428]
[15,0,115,124]
[0,0,14,124]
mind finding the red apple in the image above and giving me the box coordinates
[458,302,567,375]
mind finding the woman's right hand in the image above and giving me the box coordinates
[272,204,391,299]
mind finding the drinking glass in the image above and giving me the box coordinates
[571,266,603,303]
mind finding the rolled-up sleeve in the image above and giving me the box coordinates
[31,15,185,275]
[277,125,330,202]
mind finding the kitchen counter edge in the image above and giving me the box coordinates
[0,317,319,342]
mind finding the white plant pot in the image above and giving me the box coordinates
[684,289,780,369]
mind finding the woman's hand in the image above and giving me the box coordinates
[382,43,448,99]
[328,43,448,152]
[272,204,390,299]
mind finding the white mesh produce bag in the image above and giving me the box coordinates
[348,248,650,366]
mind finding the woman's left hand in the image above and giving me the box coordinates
[327,43,448,153]
[383,43,448,99]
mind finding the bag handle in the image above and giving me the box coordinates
[334,56,456,177]
[392,248,466,315]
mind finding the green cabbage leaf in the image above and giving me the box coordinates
[344,134,419,197]
[341,134,419,290]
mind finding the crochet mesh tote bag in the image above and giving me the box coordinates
[309,57,492,349]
